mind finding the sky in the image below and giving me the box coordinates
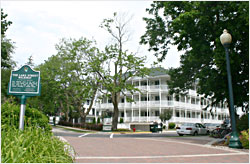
[2,1,182,69]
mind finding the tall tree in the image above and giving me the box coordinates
[99,12,149,130]
[1,9,16,103]
[1,8,15,69]
[140,1,249,113]
[28,37,104,123]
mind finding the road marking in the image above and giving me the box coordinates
[75,152,248,159]
[110,133,114,138]
[78,133,89,138]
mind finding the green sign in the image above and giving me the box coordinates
[8,65,41,96]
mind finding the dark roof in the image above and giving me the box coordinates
[149,67,168,76]
[122,67,168,80]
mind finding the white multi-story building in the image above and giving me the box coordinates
[95,67,230,130]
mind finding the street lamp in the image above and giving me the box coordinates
[220,29,242,149]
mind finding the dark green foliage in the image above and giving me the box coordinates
[237,113,249,132]
[141,1,249,112]
[1,101,51,131]
[119,117,124,123]
[159,109,173,122]
[92,118,96,124]
[168,122,176,129]
[97,117,101,124]
[58,121,103,131]
[1,8,15,69]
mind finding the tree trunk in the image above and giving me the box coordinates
[65,93,70,122]
[112,92,120,130]
[78,87,98,124]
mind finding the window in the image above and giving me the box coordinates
[108,99,112,103]
[141,81,147,86]
[155,96,160,101]
[192,112,196,118]
[121,98,125,103]
[191,98,196,104]
[187,111,191,118]
[92,108,95,115]
[141,111,147,116]
[141,96,148,101]
[167,95,173,101]
[121,112,124,117]
[181,110,185,118]
[87,100,90,105]
[155,80,159,85]
[196,98,200,104]
[176,111,180,117]
[181,96,185,102]
[155,111,160,116]
[175,95,180,101]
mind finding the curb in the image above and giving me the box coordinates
[57,136,76,160]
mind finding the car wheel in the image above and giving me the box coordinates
[193,131,198,136]
[178,134,184,136]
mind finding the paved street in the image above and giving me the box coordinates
[53,127,249,163]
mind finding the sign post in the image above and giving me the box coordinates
[8,65,41,130]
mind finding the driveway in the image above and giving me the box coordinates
[53,127,249,163]
[64,137,248,163]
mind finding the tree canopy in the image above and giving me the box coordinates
[28,37,104,123]
[141,1,249,113]
[1,8,15,69]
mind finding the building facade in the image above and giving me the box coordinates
[94,68,230,129]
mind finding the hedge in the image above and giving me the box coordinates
[58,120,103,131]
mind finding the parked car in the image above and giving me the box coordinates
[176,123,208,136]
[204,123,221,133]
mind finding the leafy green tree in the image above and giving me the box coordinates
[29,38,104,123]
[1,9,16,103]
[99,12,149,130]
[159,109,172,122]
[1,8,15,69]
[141,1,249,114]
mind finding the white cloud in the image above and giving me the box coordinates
[2,1,181,69]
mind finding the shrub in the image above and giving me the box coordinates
[92,118,96,124]
[97,117,100,124]
[119,117,124,123]
[58,121,103,131]
[169,122,176,129]
[237,113,249,132]
[1,101,51,131]
[1,127,75,163]
[224,135,231,146]
[239,129,249,149]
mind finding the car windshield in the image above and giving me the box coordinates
[182,123,194,126]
